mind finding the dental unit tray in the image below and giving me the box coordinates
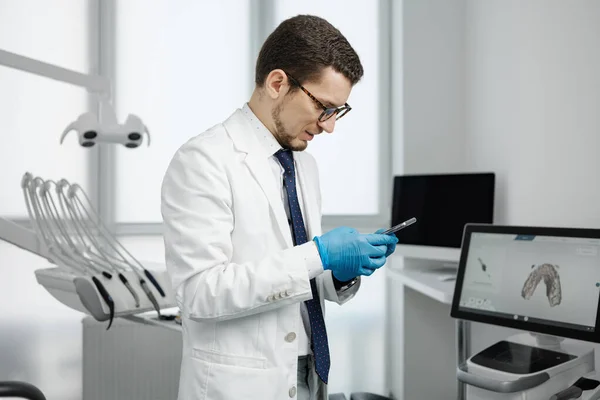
[0,173,177,329]
[34,263,175,322]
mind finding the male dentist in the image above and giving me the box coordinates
[161,14,398,400]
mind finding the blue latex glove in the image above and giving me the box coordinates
[375,228,399,257]
[313,226,399,281]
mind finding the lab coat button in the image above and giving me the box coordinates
[266,295,273,302]
[285,290,292,296]
[278,292,285,299]
[285,332,296,342]
[289,386,297,397]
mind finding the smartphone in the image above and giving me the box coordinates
[380,217,417,235]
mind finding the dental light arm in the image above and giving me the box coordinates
[0,49,150,148]
[0,49,109,94]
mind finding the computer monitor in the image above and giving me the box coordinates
[451,224,600,343]
[390,173,495,249]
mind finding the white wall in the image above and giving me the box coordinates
[465,0,600,229]
[463,0,600,362]
[392,0,600,397]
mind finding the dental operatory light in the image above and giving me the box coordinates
[0,49,151,149]
[60,98,151,148]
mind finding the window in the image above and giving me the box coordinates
[0,3,90,400]
[273,1,382,216]
[0,0,90,217]
[114,0,252,223]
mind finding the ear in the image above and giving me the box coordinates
[264,69,289,99]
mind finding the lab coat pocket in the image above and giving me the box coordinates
[192,348,266,369]
[190,350,285,399]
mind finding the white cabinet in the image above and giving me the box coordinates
[82,315,182,400]
[385,248,467,400]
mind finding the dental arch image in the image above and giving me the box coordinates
[521,263,562,307]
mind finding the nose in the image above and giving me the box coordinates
[317,117,336,133]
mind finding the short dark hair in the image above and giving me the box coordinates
[255,15,364,89]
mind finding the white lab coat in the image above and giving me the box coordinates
[161,108,360,400]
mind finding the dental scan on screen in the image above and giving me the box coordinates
[458,233,600,331]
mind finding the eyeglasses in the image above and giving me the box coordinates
[284,72,352,122]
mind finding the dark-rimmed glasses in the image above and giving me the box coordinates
[284,72,352,122]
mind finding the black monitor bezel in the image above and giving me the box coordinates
[450,223,600,343]
[391,172,496,249]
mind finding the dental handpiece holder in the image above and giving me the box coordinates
[0,172,177,328]
[458,332,600,400]
[34,263,176,323]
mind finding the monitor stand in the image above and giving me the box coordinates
[457,332,598,400]
[529,332,565,350]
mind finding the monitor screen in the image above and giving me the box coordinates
[451,224,600,342]
[391,173,495,248]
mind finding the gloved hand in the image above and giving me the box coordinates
[375,228,398,257]
[313,226,399,282]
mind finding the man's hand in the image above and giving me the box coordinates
[374,228,398,256]
[313,226,399,282]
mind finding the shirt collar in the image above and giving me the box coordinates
[241,103,282,157]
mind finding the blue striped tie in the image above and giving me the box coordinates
[274,148,330,384]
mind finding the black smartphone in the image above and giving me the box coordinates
[380,217,417,235]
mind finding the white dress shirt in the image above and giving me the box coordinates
[241,103,323,356]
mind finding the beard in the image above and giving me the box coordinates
[271,104,307,151]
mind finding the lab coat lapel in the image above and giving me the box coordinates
[244,154,293,247]
[223,110,293,248]
[295,153,321,239]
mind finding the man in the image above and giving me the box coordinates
[161,14,398,400]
